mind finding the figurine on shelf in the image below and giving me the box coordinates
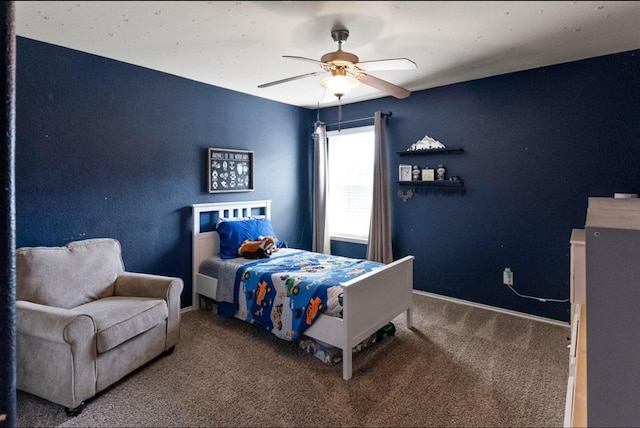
[412,165,421,181]
[436,164,446,181]
[407,135,446,151]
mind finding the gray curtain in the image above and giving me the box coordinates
[366,111,393,263]
[312,121,331,254]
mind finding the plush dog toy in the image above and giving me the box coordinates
[238,236,278,259]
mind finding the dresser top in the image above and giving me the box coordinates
[586,197,640,230]
[571,228,585,245]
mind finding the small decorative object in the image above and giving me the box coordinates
[407,135,446,151]
[397,189,414,202]
[399,164,412,182]
[436,164,446,181]
[238,236,278,259]
[412,165,421,181]
[422,168,435,181]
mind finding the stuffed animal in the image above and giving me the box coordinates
[238,236,278,259]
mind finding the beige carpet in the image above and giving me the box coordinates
[17,293,570,427]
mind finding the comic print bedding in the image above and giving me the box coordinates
[216,250,384,341]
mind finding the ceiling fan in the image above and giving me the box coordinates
[258,26,417,101]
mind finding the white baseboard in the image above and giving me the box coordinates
[182,290,568,327]
[413,290,570,328]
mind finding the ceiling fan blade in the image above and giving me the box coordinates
[357,58,417,71]
[282,55,326,66]
[258,71,325,88]
[356,72,411,99]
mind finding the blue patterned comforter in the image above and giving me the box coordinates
[217,250,383,341]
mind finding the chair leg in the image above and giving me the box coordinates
[65,402,85,417]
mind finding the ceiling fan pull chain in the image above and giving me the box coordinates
[338,99,342,132]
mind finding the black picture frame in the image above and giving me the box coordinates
[207,148,255,193]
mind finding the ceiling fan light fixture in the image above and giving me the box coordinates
[258,26,414,101]
[321,74,360,99]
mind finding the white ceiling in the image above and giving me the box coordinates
[14,1,640,109]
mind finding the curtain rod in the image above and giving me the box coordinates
[325,111,392,127]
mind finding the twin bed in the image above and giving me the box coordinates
[191,200,414,380]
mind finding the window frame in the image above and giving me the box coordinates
[326,125,375,245]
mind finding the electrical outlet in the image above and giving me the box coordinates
[503,268,513,286]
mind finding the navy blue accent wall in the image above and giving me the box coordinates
[15,37,315,309]
[14,35,640,322]
[321,50,640,321]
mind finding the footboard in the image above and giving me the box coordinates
[304,255,414,380]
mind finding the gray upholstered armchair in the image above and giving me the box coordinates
[16,238,183,416]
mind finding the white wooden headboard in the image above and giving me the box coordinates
[191,200,272,309]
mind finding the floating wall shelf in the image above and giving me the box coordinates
[398,147,464,156]
[397,180,465,189]
[396,181,466,202]
[396,146,466,201]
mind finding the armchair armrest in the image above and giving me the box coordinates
[16,300,97,409]
[16,300,95,344]
[114,272,183,301]
[114,272,184,350]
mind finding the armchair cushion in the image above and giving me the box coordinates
[17,238,124,309]
[74,296,168,353]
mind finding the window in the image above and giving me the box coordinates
[327,125,375,243]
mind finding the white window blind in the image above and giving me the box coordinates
[327,126,375,243]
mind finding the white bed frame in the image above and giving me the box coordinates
[191,200,414,380]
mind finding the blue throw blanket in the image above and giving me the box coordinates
[217,250,383,341]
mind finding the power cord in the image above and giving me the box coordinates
[505,283,569,303]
